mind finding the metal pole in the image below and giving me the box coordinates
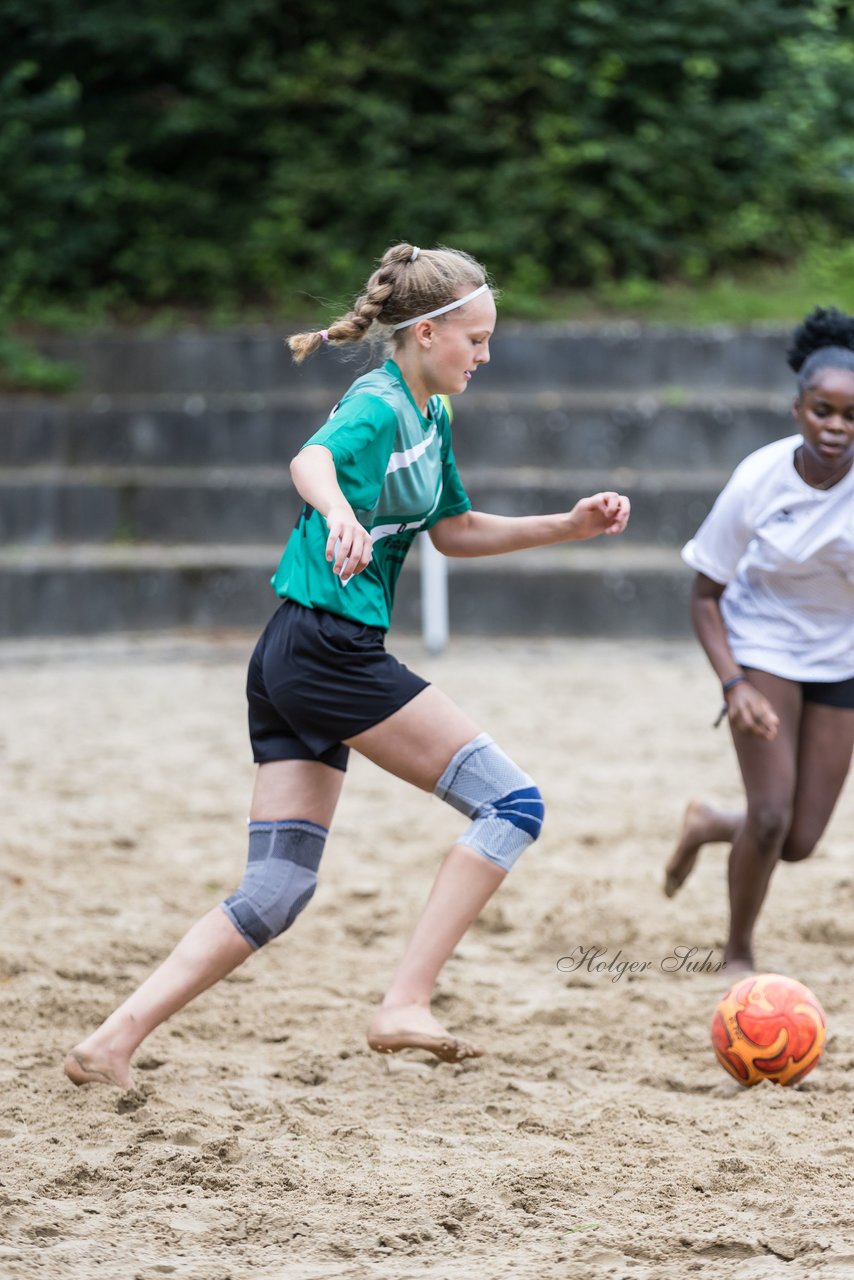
[420,531,449,654]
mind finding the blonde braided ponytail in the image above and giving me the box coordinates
[288,243,489,363]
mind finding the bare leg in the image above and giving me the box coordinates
[64,908,253,1089]
[64,759,344,1088]
[725,671,801,968]
[347,686,509,1061]
[780,701,854,862]
[664,800,742,897]
[367,845,505,1060]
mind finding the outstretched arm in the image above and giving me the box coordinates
[691,573,779,740]
[290,444,373,579]
[429,491,630,557]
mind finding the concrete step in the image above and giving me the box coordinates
[0,392,789,470]
[459,467,720,545]
[0,542,692,639]
[31,324,795,396]
[0,465,725,546]
[0,465,302,545]
[452,392,788,470]
[0,395,324,468]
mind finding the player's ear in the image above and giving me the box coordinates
[413,319,433,349]
[791,395,801,422]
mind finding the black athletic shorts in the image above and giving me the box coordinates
[247,600,429,772]
[802,675,854,710]
[746,667,854,710]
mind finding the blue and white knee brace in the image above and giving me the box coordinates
[433,733,544,871]
[221,819,327,949]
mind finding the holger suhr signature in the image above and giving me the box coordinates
[556,945,726,983]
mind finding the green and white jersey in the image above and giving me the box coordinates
[271,359,471,630]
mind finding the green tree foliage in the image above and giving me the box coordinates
[1,0,852,312]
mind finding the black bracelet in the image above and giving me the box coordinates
[714,674,748,728]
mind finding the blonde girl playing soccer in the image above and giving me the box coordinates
[65,243,630,1087]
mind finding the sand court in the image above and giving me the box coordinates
[1,632,853,1279]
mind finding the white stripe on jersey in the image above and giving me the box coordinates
[384,424,438,476]
[370,475,445,544]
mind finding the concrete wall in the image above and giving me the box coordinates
[0,325,794,638]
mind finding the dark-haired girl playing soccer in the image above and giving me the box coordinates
[665,306,854,973]
[65,243,630,1087]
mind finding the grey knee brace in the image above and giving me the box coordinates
[433,733,544,871]
[221,819,327,950]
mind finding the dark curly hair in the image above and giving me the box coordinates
[787,306,854,390]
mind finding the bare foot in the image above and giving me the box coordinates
[664,800,719,898]
[367,1004,483,1063]
[63,1046,133,1091]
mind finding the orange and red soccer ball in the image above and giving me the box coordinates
[711,973,827,1087]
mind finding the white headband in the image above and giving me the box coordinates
[391,283,490,331]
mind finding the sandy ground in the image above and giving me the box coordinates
[1,631,853,1280]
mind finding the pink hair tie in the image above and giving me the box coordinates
[320,329,329,343]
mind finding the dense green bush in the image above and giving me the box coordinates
[1,0,852,314]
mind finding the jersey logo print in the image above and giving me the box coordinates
[369,476,445,544]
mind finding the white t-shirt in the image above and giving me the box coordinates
[682,435,854,682]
